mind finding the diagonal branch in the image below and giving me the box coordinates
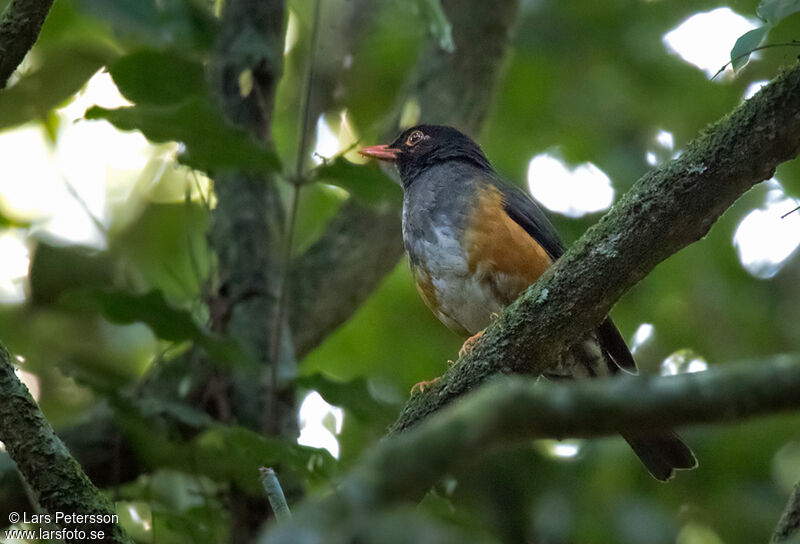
[390,61,800,434]
[0,342,132,543]
[290,0,521,358]
[264,356,800,540]
[0,0,54,88]
[772,482,800,543]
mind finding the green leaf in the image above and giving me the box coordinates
[730,25,771,72]
[295,374,399,424]
[29,243,115,305]
[0,46,110,130]
[60,288,252,367]
[111,201,210,302]
[312,157,401,206]
[109,50,206,105]
[415,0,455,53]
[74,0,217,52]
[85,98,281,173]
[192,426,336,489]
[756,0,800,24]
[121,416,336,493]
[0,213,31,229]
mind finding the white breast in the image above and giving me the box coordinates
[405,218,505,335]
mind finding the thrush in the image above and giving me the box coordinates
[360,124,697,481]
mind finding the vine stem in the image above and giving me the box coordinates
[263,0,323,433]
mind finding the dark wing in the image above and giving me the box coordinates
[495,180,566,260]
[494,179,637,374]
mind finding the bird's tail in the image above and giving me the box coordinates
[623,431,697,482]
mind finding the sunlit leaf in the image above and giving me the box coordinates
[311,157,401,206]
[0,46,110,130]
[730,26,771,72]
[293,183,347,254]
[756,0,800,24]
[109,50,206,105]
[296,373,398,424]
[0,213,31,229]
[85,98,281,173]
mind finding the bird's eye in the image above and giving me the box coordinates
[406,130,424,147]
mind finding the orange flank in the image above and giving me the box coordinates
[465,185,554,305]
[412,265,438,313]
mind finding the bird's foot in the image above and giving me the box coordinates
[410,377,439,396]
[458,330,485,358]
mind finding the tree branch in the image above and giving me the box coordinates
[290,0,521,358]
[264,356,800,540]
[0,342,131,543]
[772,482,800,543]
[0,0,54,88]
[206,1,294,540]
[390,61,800,434]
[206,0,289,428]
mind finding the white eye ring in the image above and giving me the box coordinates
[406,130,424,146]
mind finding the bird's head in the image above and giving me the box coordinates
[359,124,491,186]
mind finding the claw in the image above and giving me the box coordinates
[410,377,439,395]
[458,330,485,358]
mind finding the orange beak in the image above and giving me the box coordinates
[358,144,400,162]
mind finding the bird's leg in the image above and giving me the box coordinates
[459,330,485,358]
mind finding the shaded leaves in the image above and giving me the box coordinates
[312,157,401,206]
[61,288,251,367]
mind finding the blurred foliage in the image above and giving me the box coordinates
[0,0,799,542]
[311,157,401,206]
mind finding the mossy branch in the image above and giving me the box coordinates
[0,0,54,88]
[0,343,131,543]
[772,482,800,543]
[390,61,800,435]
[263,356,800,541]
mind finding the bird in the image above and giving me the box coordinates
[359,124,697,481]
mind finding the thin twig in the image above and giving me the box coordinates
[60,175,108,236]
[781,204,800,219]
[263,0,323,433]
[292,0,323,183]
[711,42,800,81]
[260,467,292,522]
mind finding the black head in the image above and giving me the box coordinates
[359,125,492,186]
